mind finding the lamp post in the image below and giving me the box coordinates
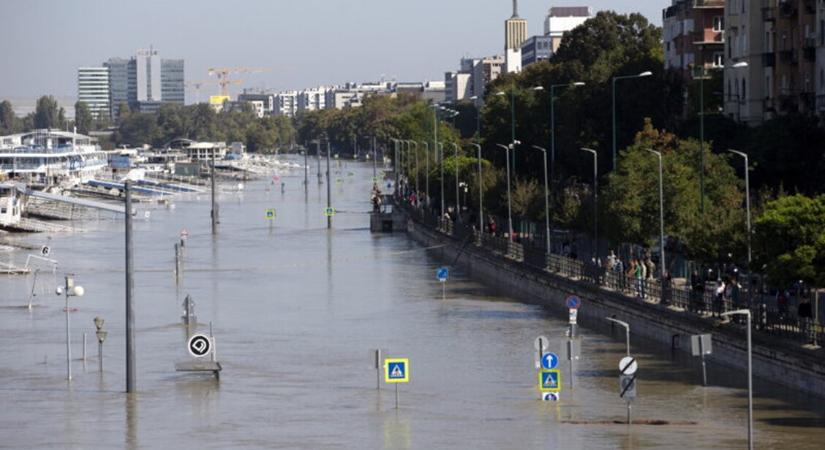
[470,143,483,238]
[451,142,460,221]
[495,143,515,242]
[420,141,429,208]
[534,82,585,185]
[580,148,599,260]
[721,309,754,450]
[470,95,481,140]
[728,149,751,266]
[94,316,107,372]
[605,317,631,356]
[125,180,136,393]
[531,145,551,255]
[391,138,399,191]
[612,71,653,171]
[57,274,85,381]
[646,149,666,284]
[495,91,517,172]
[438,142,445,218]
[408,140,420,197]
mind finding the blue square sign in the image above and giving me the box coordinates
[539,369,561,392]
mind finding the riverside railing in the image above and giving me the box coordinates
[399,200,823,348]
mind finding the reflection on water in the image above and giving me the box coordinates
[0,156,823,449]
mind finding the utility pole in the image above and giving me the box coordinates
[125,181,136,393]
[326,140,332,229]
[210,150,217,235]
[372,136,377,182]
[304,145,308,192]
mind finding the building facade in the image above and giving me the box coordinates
[103,57,136,119]
[521,35,554,67]
[274,91,298,117]
[505,0,528,73]
[77,67,111,120]
[298,87,328,112]
[136,47,161,102]
[663,0,725,80]
[544,6,592,52]
[161,59,185,104]
[445,72,472,102]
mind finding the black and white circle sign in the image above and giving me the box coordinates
[187,334,211,357]
[41,245,50,256]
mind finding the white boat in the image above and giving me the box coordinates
[0,129,108,187]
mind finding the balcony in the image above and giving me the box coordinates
[779,49,799,65]
[763,52,776,67]
[693,30,724,45]
[693,0,725,7]
[779,0,798,17]
[762,5,777,21]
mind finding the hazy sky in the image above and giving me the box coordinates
[0,0,664,101]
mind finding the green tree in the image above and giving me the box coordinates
[753,194,825,287]
[34,95,65,129]
[74,101,93,134]
[0,100,19,134]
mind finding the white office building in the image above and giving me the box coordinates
[77,67,111,120]
[544,6,592,53]
[136,46,161,102]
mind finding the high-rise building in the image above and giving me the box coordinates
[445,72,472,102]
[103,57,136,119]
[663,0,724,80]
[136,47,161,102]
[274,91,298,117]
[298,87,328,111]
[521,35,554,67]
[505,0,528,73]
[77,67,111,120]
[161,59,185,104]
[544,6,592,53]
[473,55,505,100]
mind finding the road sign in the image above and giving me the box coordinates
[187,334,212,358]
[691,334,713,356]
[265,208,276,220]
[566,295,581,309]
[539,369,561,392]
[542,392,560,401]
[144,211,151,219]
[620,374,637,399]
[534,335,550,352]
[436,267,449,282]
[568,308,578,325]
[40,245,50,257]
[541,352,559,370]
[619,356,638,375]
[385,358,409,383]
[324,207,336,217]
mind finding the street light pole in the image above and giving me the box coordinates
[546,82,585,185]
[410,141,420,197]
[580,148,599,260]
[421,141,429,207]
[531,145,551,255]
[452,142,460,221]
[728,149,752,266]
[372,136,377,181]
[721,309,753,450]
[470,143,483,237]
[326,140,332,229]
[439,142,445,218]
[124,180,136,393]
[612,71,653,171]
[210,149,217,235]
[646,149,666,284]
[606,317,631,356]
[495,144,514,242]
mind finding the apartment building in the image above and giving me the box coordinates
[663,0,726,79]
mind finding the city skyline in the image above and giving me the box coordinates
[0,0,665,100]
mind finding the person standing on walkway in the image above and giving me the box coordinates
[614,256,625,293]
[639,257,648,299]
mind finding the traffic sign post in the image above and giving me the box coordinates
[541,352,559,370]
[619,356,638,424]
[265,208,276,220]
[566,339,580,389]
[691,334,713,386]
[534,336,550,368]
[436,267,448,299]
[324,207,336,217]
[187,334,212,358]
[539,369,561,392]
[384,357,409,409]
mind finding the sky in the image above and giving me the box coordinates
[0,0,664,102]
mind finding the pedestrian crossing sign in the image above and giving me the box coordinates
[265,208,276,220]
[384,358,409,383]
[539,369,561,392]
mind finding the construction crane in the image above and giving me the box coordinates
[207,67,270,97]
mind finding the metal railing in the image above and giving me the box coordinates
[400,200,824,348]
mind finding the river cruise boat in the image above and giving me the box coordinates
[0,129,108,187]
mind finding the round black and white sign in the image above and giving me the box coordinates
[187,334,212,357]
[41,245,50,256]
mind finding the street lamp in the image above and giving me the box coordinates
[728,149,751,266]
[530,145,551,255]
[547,82,585,185]
[451,142,461,221]
[495,91,517,172]
[407,140,419,198]
[56,274,85,381]
[612,71,653,171]
[495,143,515,242]
[93,316,107,372]
[580,148,599,260]
[419,141,430,207]
[646,149,666,285]
[470,143,483,239]
[605,317,631,356]
[721,309,754,450]
[470,95,481,141]
[438,142,445,219]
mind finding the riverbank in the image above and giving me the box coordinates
[404,211,825,397]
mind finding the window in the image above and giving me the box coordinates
[741,78,746,102]
[713,52,724,67]
[713,16,724,32]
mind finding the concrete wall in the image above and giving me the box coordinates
[408,220,825,397]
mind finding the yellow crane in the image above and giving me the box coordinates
[207,67,270,97]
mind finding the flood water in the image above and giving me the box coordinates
[1,157,824,449]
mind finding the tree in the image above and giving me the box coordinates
[753,194,825,287]
[0,100,18,134]
[602,120,745,264]
[34,95,65,129]
[74,101,93,134]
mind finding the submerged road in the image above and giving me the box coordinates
[0,156,824,449]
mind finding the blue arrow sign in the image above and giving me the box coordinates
[566,295,581,309]
[436,267,449,282]
[541,352,559,370]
